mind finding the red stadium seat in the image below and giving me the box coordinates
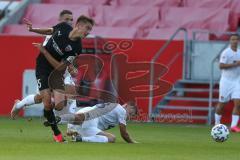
[146,28,209,40]
[2,24,42,36]
[94,6,159,30]
[183,0,231,8]
[159,7,230,32]
[229,0,240,31]
[2,24,141,39]
[90,26,142,39]
[21,4,93,26]
[182,0,238,31]
[42,0,111,5]
[114,0,181,7]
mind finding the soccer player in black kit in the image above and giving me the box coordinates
[11,10,74,119]
[32,15,94,142]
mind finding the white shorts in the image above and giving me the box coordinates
[219,78,240,102]
[71,107,102,137]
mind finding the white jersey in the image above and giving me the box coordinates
[76,103,127,130]
[69,103,127,137]
[97,103,127,130]
[220,47,240,81]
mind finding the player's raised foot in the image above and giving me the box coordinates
[53,133,66,143]
[230,126,240,133]
[10,100,21,119]
[71,135,82,142]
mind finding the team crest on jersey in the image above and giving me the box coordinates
[65,45,72,52]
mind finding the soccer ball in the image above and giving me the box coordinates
[211,124,229,142]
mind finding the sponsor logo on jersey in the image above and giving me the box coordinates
[52,37,64,55]
[65,45,72,52]
[58,31,62,36]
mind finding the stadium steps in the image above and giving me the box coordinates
[172,87,219,93]
[164,96,218,102]
[156,105,215,111]
[177,79,219,84]
[153,114,208,120]
[152,79,219,124]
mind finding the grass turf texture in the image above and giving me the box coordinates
[0,117,239,160]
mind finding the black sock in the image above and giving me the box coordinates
[44,109,61,136]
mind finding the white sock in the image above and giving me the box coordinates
[231,115,239,128]
[82,135,108,143]
[215,113,222,125]
[16,95,35,109]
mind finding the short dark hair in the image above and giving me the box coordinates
[76,15,95,26]
[230,33,239,39]
[127,101,138,115]
[59,10,72,17]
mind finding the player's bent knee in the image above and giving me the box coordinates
[54,100,67,111]
[34,94,43,103]
[42,99,52,110]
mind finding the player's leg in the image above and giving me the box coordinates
[53,90,67,111]
[229,82,240,132]
[38,73,63,140]
[35,60,63,142]
[75,132,114,143]
[60,103,118,124]
[40,89,63,140]
[71,118,113,143]
[215,102,226,125]
[231,99,240,130]
[215,79,230,125]
[229,85,240,132]
[72,129,115,143]
[96,131,116,143]
[11,94,42,119]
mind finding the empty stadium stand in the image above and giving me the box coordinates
[1,0,240,39]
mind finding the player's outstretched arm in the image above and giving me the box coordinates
[219,61,240,69]
[23,18,54,35]
[32,43,62,69]
[119,123,138,143]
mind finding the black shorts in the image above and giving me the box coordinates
[35,73,50,91]
[36,55,53,91]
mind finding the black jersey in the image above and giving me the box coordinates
[36,22,82,70]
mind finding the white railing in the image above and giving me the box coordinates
[148,28,189,121]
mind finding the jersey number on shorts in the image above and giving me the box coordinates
[37,79,41,88]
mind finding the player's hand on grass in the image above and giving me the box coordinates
[32,43,46,54]
[23,18,33,31]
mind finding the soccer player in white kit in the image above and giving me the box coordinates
[60,102,138,143]
[11,10,74,119]
[215,34,240,132]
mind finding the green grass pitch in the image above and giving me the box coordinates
[0,117,239,160]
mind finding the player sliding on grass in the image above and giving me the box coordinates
[59,102,138,143]
[11,10,75,119]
